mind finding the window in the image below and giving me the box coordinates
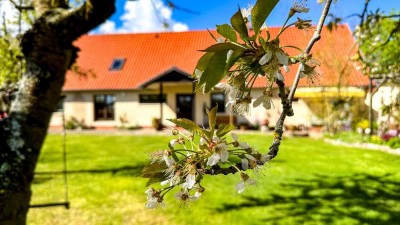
[109,58,125,71]
[139,94,166,103]
[211,93,225,113]
[55,97,64,112]
[94,95,115,120]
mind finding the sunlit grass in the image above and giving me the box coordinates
[28,134,400,225]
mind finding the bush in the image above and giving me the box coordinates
[386,137,400,149]
[65,117,85,130]
[152,118,162,130]
[369,135,384,145]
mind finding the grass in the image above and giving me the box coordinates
[28,134,400,225]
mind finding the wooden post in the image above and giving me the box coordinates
[368,77,373,136]
[159,82,164,129]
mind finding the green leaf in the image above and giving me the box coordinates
[251,0,279,36]
[208,106,218,133]
[141,161,168,179]
[226,49,245,71]
[216,123,236,137]
[216,24,237,42]
[146,177,164,187]
[203,130,213,140]
[207,29,217,42]
[193,52,214,76]
[201,42,244,52]
[167,118,204,136]
[198,51,228,93]
[258,36,269,52]
[230,8,249,41]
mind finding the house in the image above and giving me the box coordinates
[50,24,370,130]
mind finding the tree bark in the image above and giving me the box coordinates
[0,1,115,224]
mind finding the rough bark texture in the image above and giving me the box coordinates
[0,1,115,224]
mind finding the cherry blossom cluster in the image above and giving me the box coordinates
[194,0,320,116]
[142,110,269,209]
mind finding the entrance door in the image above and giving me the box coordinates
[176,94,194,120]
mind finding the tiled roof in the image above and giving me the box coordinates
[63,24,369,91]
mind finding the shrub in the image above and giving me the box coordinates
[65,117,85,130]
[386,137,400,149]
[152,118,162,130]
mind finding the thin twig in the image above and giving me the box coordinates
[288,0,333,101]
[267,0,333,160]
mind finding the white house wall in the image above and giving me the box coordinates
[51,86,316,129]
[240,89,314,127]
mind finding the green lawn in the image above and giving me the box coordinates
[28,134,400,225]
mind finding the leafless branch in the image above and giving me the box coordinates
[267,0,333,161]
[8,0,34,11]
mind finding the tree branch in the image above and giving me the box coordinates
[267,0,333,161]
[33,0,52,17]
[8,0,34,11]
[52,0,116,43]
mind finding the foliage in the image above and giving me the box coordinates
[151,117,162,130]
[387,137,400,149]
[327,131,400,149]
[141,106,266,208]
[64,117,86,130]
[29,134,400,224]
[194,0,317,116]
[354,11,400,77]
[0,26,23,85]
[0,0,33,85]
[356,119,370,130]
[140,0,334,209]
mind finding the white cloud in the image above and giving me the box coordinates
[97,20,117,34]
[95,0,189,34]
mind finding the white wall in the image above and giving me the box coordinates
[50,86,316,129]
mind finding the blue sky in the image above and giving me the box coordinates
[94,0,399,34]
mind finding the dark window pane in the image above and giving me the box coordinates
[94,94,115,120]
[211,93,225,113]
[109,58,126,71]
[139,94,166,103]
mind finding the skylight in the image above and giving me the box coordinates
[109,58,125,71]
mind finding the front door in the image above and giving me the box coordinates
[176,94,194,120]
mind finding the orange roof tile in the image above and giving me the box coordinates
[63,24,369,92]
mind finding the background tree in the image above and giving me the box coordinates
[0,0,115,224]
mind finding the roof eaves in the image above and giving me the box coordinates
[138,66,193,88]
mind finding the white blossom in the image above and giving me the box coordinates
[240,4,253,20]
[259,52,273,66]
[231,133,251,150]
[235,173,257,193]
[207,138,229,166]
[175,189,200,203]
[185,173,196,189]
[232,97,251,116]
[275,50,289,66]
[290,0,310,15]
[145,188,165,209]
[253,90,273,110]
[274,71,285,81]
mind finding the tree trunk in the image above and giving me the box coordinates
[0,1,115,224]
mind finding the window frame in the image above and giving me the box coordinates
[210,92,226,113]
[94,94,115,121]
[109,58,126,71]
[139,94,167,103]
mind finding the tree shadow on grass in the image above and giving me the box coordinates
[33,164,145,183]
[218,173,400,225]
